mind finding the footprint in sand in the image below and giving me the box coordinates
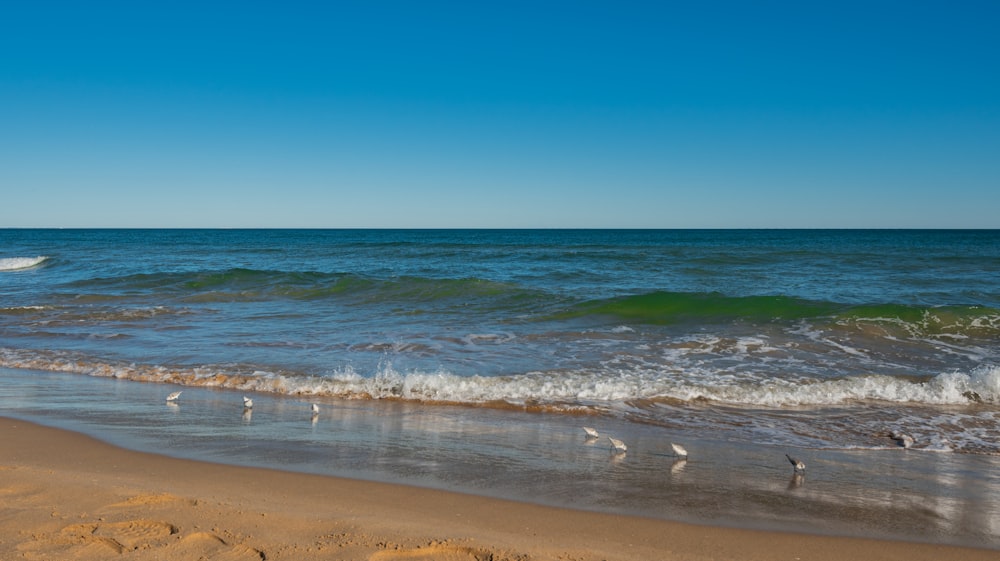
[369,541,507,561]
[108,492,194,508]
[93,519,179,550]
[171,532,266,560]
[53,519,178,554]
[21,519,262,561]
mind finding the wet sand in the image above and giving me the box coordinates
[2,417,997,561]
[3,366,1000,551]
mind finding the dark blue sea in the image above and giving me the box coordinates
[2,229,999,545]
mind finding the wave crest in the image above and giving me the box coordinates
[1,347,996,408]
[555,292,1000,341]
[67,269,543,308]
[0,256,48,272]
[672,366,1000,406]
[558,291,838,324]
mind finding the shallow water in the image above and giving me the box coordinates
[2,367,999,548]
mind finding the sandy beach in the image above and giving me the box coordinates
[2,417,996,561]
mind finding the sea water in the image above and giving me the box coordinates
[1,229,999,545]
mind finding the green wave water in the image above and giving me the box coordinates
[46,267,1000,338]
[556,291,1000,337]
[559,291,841,324]
[62,268,552,313]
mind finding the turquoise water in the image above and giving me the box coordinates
[2,229,1000,546]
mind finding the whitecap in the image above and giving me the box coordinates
[2,346,998,408]
[0,256,48,272]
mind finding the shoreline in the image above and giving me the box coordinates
[3,364,1000,550]
[3,416,998,561]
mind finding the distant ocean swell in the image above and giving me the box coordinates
[27,267,1000,336]
[62,269,545,307]
[2,347,995,408]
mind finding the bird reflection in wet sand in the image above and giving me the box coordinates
[670,458,688,475]
[788,472,805,489]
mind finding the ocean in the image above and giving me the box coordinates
[2,229,999,545]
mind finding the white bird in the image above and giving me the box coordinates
[889,431,914,449]
[583,426,599,439]
[243,396,253,409]
[671,442,688,458]
[311,403,320,415]
[786,454,806,473]
[608,436,627,454]
[165,391,182,402]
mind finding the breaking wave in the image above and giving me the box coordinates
[2,347,996,408]
[0,256,48,271]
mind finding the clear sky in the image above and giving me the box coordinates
[2,1,998,228]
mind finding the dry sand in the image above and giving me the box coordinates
[1,417,996,561]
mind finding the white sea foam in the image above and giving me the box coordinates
[0,256,48,272]
[2,345,998,410]
[3,348,999,455]
[462,332,516,345]
[0,306,51,314]
[669,366,1000,407]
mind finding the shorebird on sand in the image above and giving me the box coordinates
[608,436,627,454]
[671,442,688,459]
[786,454,806,473]
[165,391,182,402]
[583,426,599,439]
[311,403,320,415]
[243,396,254,409]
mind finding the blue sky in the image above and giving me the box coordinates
[2,1,998,228]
